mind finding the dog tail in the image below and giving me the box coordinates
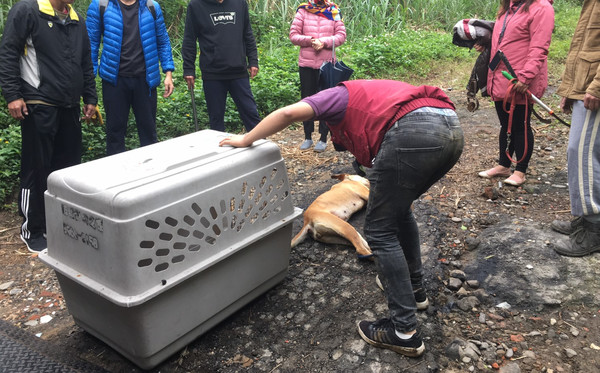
[291,224,310,248]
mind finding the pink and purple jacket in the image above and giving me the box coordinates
[289,8,346,70]
[487,0,554,104]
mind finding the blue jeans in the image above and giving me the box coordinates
[364,109,463,333]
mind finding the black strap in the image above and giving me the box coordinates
[497,2,523,45]
[99,0,156,34]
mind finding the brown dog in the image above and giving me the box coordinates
[291,174,372,259]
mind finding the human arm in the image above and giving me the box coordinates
[219,102,316,148]
[289,10,312,47]
[243,3,259,70]
[587,61,600,111]
[81,22,98,107]
[85,0,101,76]
[181,2,198,82]
[0,2,33,108]
[154,2,175,89]
[320,19,346,50]
[518,4,554,86]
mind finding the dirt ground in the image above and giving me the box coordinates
[1,87,599,373]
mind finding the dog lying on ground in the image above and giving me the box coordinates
[291,174,372,259]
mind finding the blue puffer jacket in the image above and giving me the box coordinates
[86,0,174,89]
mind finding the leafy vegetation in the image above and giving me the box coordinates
[0,0,583,206]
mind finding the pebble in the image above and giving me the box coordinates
[466,280,479,289]
[447,278,463,291]
[9,288,22,295]
[564,348,577,358]
[570,326,579,336]
[499,362,521,373]
[450,269,466,280]
[451,217,462,222]
[496,302,511,309]
[0,281,14,290]
[40,315,52,324]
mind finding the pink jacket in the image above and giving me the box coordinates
[289,8,347,70]
[487,0,554,104]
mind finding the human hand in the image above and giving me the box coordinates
[219,134,250,148]
[163,72,174,98]
[583,93,600,112]
[560,97,574,115]
[248,66,259,79]
[184,76,195,91]
[311,38,324,51]
[512,81,529,95]
[8,98,27,120]
[82,104,98,123]
[473,43,485,53]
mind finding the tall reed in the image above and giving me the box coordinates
[248,0,499,38]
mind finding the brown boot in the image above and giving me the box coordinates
[553,219,600,257]
[551,216,583,235]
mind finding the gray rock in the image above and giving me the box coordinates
[0,281,14,290]
[465,237,481,251]
[450,269,466,280]
[447,277,463,291]
[457,296,480,311]
[499,362,521,373]
[564,348,577,358]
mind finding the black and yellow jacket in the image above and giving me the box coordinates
[0,0,97,107]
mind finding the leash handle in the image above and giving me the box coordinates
[501,71,553,113]
[502,71,571,127]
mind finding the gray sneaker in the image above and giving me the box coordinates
[299,139,313,150]
[314,141,327,153]
[551,217,583,235]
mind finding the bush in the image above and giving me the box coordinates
[0,124,20,204]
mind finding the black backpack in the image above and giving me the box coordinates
[98,0,156,32]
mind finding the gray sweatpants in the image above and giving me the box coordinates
[567,100,600,218]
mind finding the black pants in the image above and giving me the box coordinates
[299,66,328,142]
[103,77,157,156]
[202,78,260,132]
[19,104,81,240]
[495,101,534,173]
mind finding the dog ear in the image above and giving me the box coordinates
[331,174,346,181]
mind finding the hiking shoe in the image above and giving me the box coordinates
[357,318,425,357]
[553,219,600,257]
[314,141,327,153]
[20,235,47,253]
[551,217,583,236]
[375,275,429,311]
[299,139,313,150]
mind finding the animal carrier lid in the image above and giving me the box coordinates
[46,130,283,219]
